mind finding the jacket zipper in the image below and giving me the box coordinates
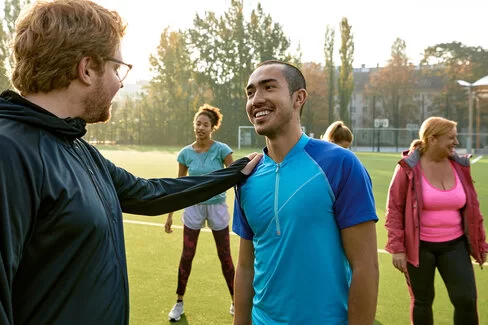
[72,140,129,321]
[274,163,281,236]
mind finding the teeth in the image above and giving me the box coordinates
[256,110,270,118]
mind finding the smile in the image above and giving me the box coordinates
[255,110,270,118]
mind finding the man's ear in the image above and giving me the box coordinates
[77,57,94,86]
[294,89,308,109]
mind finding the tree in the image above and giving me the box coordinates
[0,26,9,90]
[337,18,354,126]
[367,38,417,147]
[323,25,335,125]
[188,1,292,145]
[422,42,488,132]
[147,28,207,145]
[301,62,328,137]
[0,0,30,90]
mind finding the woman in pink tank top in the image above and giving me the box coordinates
[385,117,488,325]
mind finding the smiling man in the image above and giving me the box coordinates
[232,60,379,324]
[0,1,261,324]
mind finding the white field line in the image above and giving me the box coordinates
[124,219,487,266]
[472,155,483,164]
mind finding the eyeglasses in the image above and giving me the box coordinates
[105,57,133,83]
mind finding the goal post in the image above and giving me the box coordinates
[237,125,307,150]
[238,126,256,150]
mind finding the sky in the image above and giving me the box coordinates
[97,0,488,84]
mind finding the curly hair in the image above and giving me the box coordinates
[11,0,127,94]
[193,104,223,131]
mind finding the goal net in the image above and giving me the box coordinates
[238,126,265,150]
[238,125,307,150]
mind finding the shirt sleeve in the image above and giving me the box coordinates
[176,147,187,165]
[232,186,254,240]
[330,152,378,229]
[219,142,233,160]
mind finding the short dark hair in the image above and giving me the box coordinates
[256,60,306,95]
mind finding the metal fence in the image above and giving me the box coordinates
[351,128,488,154]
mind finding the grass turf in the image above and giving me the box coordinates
[99,146,488,325]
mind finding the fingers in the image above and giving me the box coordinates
[246,152,258,160]
[392,255,407,273]
[241,153,263,175]
[164,222,173,233]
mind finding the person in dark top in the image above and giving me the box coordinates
[0,1,261,324]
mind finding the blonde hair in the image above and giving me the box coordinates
[323,121,354,144]
[193,104,223,131]
[409,117,457,153]
[11,0,127,94]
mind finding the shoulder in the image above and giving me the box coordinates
[178,144,193,156]
[0,119,42,156]
[214,141,232,152]
[304,138,361,170]
[0,121,45,183]
[450,153,470,167]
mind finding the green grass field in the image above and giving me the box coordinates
[98,146,488,325]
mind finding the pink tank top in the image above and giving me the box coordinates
[420,162,466,242]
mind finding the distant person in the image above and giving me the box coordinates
[232,60,379,324]
[323,120,354,148]
[165,104,236,321]
[0,1,261,324]
[385,116,488,325]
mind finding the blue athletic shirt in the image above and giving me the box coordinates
[233,133,378,324]
[177,141,232,204]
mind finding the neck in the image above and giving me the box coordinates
[422,149,447,163]
[265,127,302,163]
[23,86,83,119]
[194,138,213,148]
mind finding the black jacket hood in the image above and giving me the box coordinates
[0,90,86,139]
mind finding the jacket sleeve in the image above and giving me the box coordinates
[465,167,488,256]
[0,137,39,324]
[106,156,250,216]
[385,164,408,254]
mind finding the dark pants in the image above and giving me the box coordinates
[176,225,235,297]
[406,236,478,325]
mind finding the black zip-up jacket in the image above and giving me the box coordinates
[0,90,249,325]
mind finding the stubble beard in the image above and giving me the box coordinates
[82,82,112,124]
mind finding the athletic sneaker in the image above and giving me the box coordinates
[168,302,184,322]
[229,303,234,316]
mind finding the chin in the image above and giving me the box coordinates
[253,123,270,136]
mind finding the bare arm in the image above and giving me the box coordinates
[224,153,234,167]
[233,238,254,325]
[342,220,379,325]
[164,163,188,233]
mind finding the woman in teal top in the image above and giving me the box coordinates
[165,104,235,321]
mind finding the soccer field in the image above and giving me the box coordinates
[99,146,488,325]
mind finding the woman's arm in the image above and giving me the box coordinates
[223,153,234,167]
[165,163,189,233]
[385,164,408,254]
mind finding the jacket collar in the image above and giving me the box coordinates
[400,147,471,169]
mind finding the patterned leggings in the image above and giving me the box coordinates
[176,225,235,297]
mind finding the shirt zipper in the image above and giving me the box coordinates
[274,163,281,236]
